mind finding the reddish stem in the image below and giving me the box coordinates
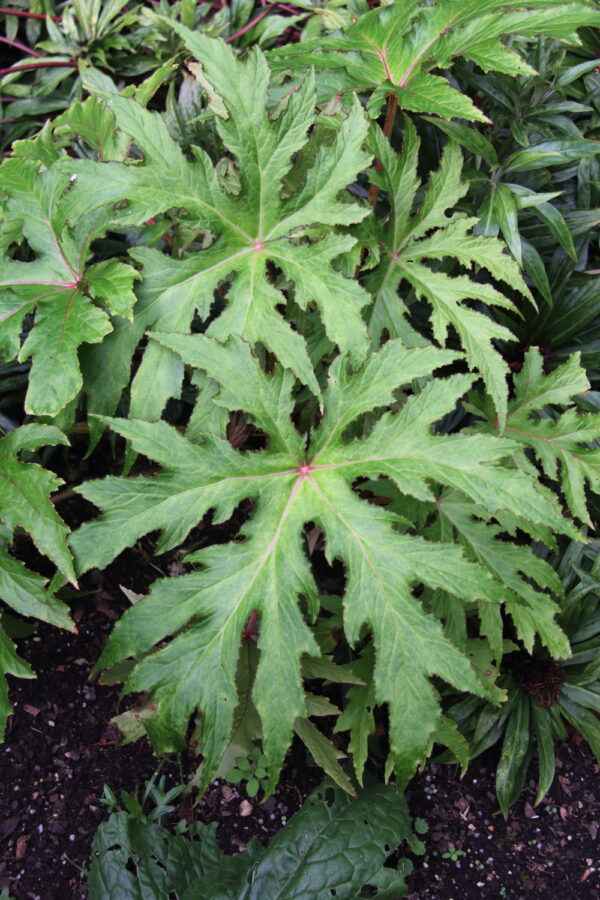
[368,93,398,206]
[0,7,60,20]
[0,60,76,77]
[226,5,271,42]
[242,610,259,641]
[0,35,42,56]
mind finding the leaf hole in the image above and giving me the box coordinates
[323,787,336,805]
[227,411,268,451]
[303,523,346,596]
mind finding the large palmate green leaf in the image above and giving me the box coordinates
[367,119,530,428]
[469,348,600,524]
[0,424,75,736]
[71,336,576,791]
[61,24,372,421]
[0,156,139,417]
[268,0,600,120]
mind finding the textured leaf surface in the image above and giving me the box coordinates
[0,425,75,583]
[71,336,574,789]
[62,25,372,419]
[470,349,600,524]
[0,162,139,416]
[268,1,600,119]
[89,780,418,900]
[367,120,531,428]
[0,424,74,737]
[434,493,569,658]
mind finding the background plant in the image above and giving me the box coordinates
[88,777,423,899]
[225,746,270,798]
[441,540,600,816]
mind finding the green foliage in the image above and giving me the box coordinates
[71,333,576,792]
[268,0,600,119]
[88,778,422,899]
[0,26,377,425]
[0,156,139,416]
[367,117,531,428]
[225,746,270,798]
[0,0,174,151]
[1,0,600,822]
[469,347,600,525]
[100,772,187,826]
[422,34,600,364]
[442,541,600,816]
[0,424,74,736]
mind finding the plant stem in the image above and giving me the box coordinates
[0,7,60,20]
[368,93,398,207]
[242,610,259,640]
[226,6,272,42]
[0,60,76,77]
[0,35,42,56]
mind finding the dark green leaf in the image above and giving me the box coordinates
[505,139,600,172]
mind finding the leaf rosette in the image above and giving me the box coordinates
[70,335,576,791]
[61,24,373,422]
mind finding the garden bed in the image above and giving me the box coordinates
[1,547,598,899]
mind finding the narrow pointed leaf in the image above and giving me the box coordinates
[531,704,556,805]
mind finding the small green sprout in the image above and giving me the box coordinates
[225,746,270,798]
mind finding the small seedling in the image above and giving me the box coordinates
[443,844,466,862]
[225,747,269,798]
[99,773,186,826]
[414,817,428,834]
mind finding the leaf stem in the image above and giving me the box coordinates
[368,93,398,207]
[226,6,272,43]
[0,7,60,20]
[0,35,42,57]
[0,60,76,77]
[242,610,259,641]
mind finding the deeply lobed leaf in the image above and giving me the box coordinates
[71,335,576,791]
[367,119,531,428]
[268,0,600,120]
[0,132,139,417]
[60,25,373,421]
[469,348,600,524]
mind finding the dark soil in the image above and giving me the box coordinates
[404,743,600,899]
[0,602,320,898]
[0,522,323,900]
[1,513,599,899]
